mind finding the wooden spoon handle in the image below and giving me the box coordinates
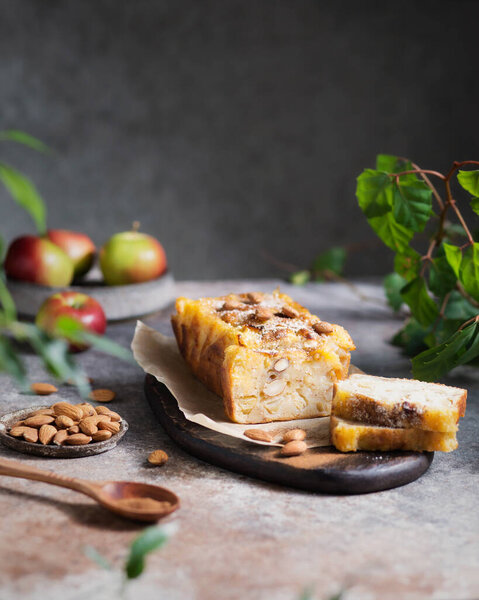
[0,456,98,498]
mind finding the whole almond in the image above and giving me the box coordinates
[53,429,69,445]
[32,408,55,417]
[55,415,75,429]
[9,426,29,437]
[30,382,58,396]
[313,321,334,335]
[23,415,55,428]
[255,306,274,321]
[148,450,168,466]
[91,430,112,442]
[22,427,39,443]
[65,433,92,445]
[79,417,98,436]
[281,306,299,318]
[39,424,57,445]
[68,425,80,434]
[280,440,307,457]
[98,420,120,434]
[94,406,112,416]
[89,389,115,403]
[282,429,307,443]
[95,415,112,425]
[244,429,274,443]
[106,411,121,422]
[77,403,95,418]
[52,402,83,421]
[10,420,25,428]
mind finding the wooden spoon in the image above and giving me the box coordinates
[0,457,179,522]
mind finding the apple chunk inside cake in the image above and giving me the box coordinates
[171,291,355,424]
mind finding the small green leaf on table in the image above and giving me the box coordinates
[312,247,346,280]
[290,270,311,286]
[84,546,113,571]
[125,525,171,579]
[0,162,47,235]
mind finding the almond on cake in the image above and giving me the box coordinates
[171,291,355,424]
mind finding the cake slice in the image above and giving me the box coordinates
[171,291,355,424]
[332,374,466,432]
[330,415,458,452]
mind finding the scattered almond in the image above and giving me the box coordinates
[53,429,69,445]
[55,415,75,429]
[244,429,274,443]
[148,450,169,466]
[65,433,92,445]
[79,417,98,436]
[30,382,58,396]
[23,415,55,428]
[22,427,39,443]
[52,402,83,421]
[89,389,115,403]
[282,428,306,443]
[313,321,334,335]
[39,424,57,445]
[280,440,307,457]
[98,420,120,434]
[91,430,112,442]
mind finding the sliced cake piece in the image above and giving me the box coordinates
[333,374,466,432]
[330,415,458,452]
[171,291,355,424]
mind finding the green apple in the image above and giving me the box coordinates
[100,230,167,285]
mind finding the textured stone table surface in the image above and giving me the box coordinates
[1,280,478,600]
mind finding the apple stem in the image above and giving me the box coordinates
[132,221,140,232]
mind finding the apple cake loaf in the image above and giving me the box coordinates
[171,291,355,424]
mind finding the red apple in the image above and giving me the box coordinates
[47,229,96,278]
[35,291,107,352]
[5,235,74,287]
[100,229,167,285]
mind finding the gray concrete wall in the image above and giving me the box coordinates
[0,0,478,279]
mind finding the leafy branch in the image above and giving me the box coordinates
[355,154,479,380]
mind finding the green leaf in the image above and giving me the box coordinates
[384,272,406,311]
[0,130,51,154]
[457,169,479,197]
[290,270,310,286]
[394,248,421,282]
[0,272,16,322]
[0,162,47,235]
[401,277,439,327]
[125,526,171,579]
[356,169,393,218]
[458,243,479,302]
[412,322,478,381]
[391,318,430,357]
[376,154,410,174]
[428,247,457,297]
[368,211,413,253]
[443,291,477,320]
[0,336,27,389]
[311,247,346,280]
[392,179,433,232]
[84,546,113,571]
[443,243,462,278]
[470,198,479,216]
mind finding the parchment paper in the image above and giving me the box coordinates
[131,321,332,447]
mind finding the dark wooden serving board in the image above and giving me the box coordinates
[144,374,434,494]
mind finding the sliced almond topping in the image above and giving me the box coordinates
[273,358,289,372]
[223,299,245,311]
[244,429,274,443]
[255,306,274,321]
[298,328,315,340]
[246,292,263,304]
[89,389,116,403]
[313,321,334,335]
[263,379,287,397]
[30,382,58,396]
[280,306,299,318]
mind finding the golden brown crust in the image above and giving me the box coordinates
[330,415,458,453]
